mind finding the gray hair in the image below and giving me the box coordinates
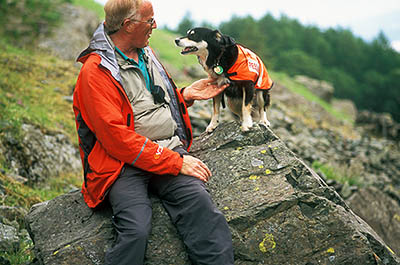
[104,0,143,33]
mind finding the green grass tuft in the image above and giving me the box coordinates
[312,161,362,187]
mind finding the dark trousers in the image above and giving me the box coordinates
[104,153,234,265]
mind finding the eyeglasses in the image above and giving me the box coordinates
[130,17,156,27]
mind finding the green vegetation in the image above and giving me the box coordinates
[1,173,81,210]
[312,161,362,187]
[0,0,71,44]
[0,41,78,142]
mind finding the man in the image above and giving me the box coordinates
[72,0,234,264]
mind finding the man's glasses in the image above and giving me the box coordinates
[130,17,156,27]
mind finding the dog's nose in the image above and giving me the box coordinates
[174,38,180,45]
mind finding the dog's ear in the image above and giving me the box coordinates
[213,30,223,43]
[213,30,236,47]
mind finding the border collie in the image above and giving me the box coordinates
[175,27,274,132]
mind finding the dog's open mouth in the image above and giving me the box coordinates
[181,46,198,54]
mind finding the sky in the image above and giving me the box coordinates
[94,0,400,51]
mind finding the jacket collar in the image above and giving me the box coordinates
[77,22,121,83]
[77,22,154,84]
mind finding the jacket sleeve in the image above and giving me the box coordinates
[76,57,183,176]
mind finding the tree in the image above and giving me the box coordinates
[275,49,323,79]
[176,11,195,35]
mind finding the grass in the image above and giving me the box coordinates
[0,41,79,143]
[0,173,81,210]
[272,71,353,123]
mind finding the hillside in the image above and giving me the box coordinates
[0,2,399,264]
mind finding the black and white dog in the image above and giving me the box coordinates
[175,27,274,132]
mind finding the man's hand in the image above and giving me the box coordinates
[182,78,228,104]
[180,155,211,182]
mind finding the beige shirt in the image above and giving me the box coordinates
[109,40,182,150]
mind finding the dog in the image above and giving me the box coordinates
[175,27,274,132]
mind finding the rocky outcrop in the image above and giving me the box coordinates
[356,110,400,141]
[267,83,400,255]
[26,122,400,265]
[347,186,400,255]
[0,123,81,184]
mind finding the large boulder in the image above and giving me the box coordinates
[347,186,400,255]
[26,122,400,265]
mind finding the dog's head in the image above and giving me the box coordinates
[175,27,235,57]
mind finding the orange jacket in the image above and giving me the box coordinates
[73,24,192,208]
[227,45,273,90]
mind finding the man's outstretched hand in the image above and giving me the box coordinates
[182,78,228,104]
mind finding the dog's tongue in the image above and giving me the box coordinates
[181,46,198,54]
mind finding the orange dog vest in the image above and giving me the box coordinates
[227,45,273,90]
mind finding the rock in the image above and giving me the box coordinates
[356,110,400,141]
[1,123,81,184]
[0,223,19,251]
[0,206,28,229]
[26,122,400,264]
[38,4,100,61]
[294,75,334,102]
[347,186,400,255]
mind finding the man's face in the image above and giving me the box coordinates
[129,1,157,48]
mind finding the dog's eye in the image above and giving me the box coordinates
[187,30,194,36]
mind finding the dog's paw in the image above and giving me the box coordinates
[241,123,253,132]
[206,122,219,133]
[259,120,271,128]
[241,119,253,132]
